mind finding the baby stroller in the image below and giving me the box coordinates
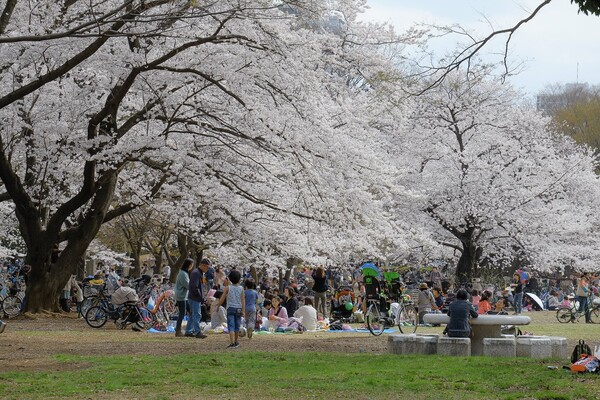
[330,285,356,322]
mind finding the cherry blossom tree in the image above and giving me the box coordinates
[0,0,411,312]
[398,69,600,283]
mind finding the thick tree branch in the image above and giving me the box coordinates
[0,0,17,34]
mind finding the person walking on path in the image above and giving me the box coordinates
[174,259,192,337]
[186,259,209,339]
[220,270,245,348]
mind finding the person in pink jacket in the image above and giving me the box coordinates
[268,296,288,331]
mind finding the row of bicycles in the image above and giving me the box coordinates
[81,276,177,331]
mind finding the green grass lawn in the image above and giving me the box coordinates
[1,311,598,399]
[1,351,598,399]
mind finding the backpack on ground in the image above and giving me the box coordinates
[571,339,593,364]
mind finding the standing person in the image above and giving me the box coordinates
[312,266,328,318]
[576,274,592,323]
[214,266,227,289]
[162,265,171,282]
[220,270,245,348]
[429,266,443,289]
[174,259,192,337]
[243,279,258,339]
[416,283,436,324]
[445,289,478,337]
[511,273,524,315]
[185,259,209,339]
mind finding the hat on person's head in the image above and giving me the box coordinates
[419,283,429,289]
[199,258,211,266]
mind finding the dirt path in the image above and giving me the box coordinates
[0,315,389,373]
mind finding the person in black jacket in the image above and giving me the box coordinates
[185,259,210,339]
[312,266,328,318]
[445,289,478,338]
[283,286,299,318]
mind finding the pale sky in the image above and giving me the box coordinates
[362,0,600,97]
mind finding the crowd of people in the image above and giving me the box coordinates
[2,256,598,342]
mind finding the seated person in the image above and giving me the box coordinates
[547,290,560,310]
[445,289,478,337]
[259,298,272,331]
[470,289,481,310]
[477,290,492,315]
[204,290,227,332]
[492,295,509,315]
[432,287,445,313]
[268,296,288,331]
[292,297,318,331]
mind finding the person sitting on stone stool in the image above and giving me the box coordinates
[444,289,478,338]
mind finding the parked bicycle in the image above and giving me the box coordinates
[85,287,154,331]
[363,271,418,336]
[556,296,599,324]
[1,278,25,317]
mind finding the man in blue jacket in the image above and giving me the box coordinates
[185,259,211,338]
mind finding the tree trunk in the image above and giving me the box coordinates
[24,177,118,312]
[455,242,480,286]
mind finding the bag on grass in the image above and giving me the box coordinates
[570,355,600,373]
[571,339,592,364]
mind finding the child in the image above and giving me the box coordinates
[477,291,492,315]
[243,279,258,339]
[219,270,245,348]
[470,289,481,310]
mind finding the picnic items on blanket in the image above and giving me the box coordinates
[570,355,600,373]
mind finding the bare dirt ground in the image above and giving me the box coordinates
[0,314,389,373]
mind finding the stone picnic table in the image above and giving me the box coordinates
[423,313,531,356]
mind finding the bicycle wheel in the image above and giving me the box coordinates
[80,296,100,317]
[153,304,170,331]
[556,307,574,323]
[397,304,418,333]
[590,306,600,324]
[366,303,385,336]
[2,295,22,317]
[85,306,108,328]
